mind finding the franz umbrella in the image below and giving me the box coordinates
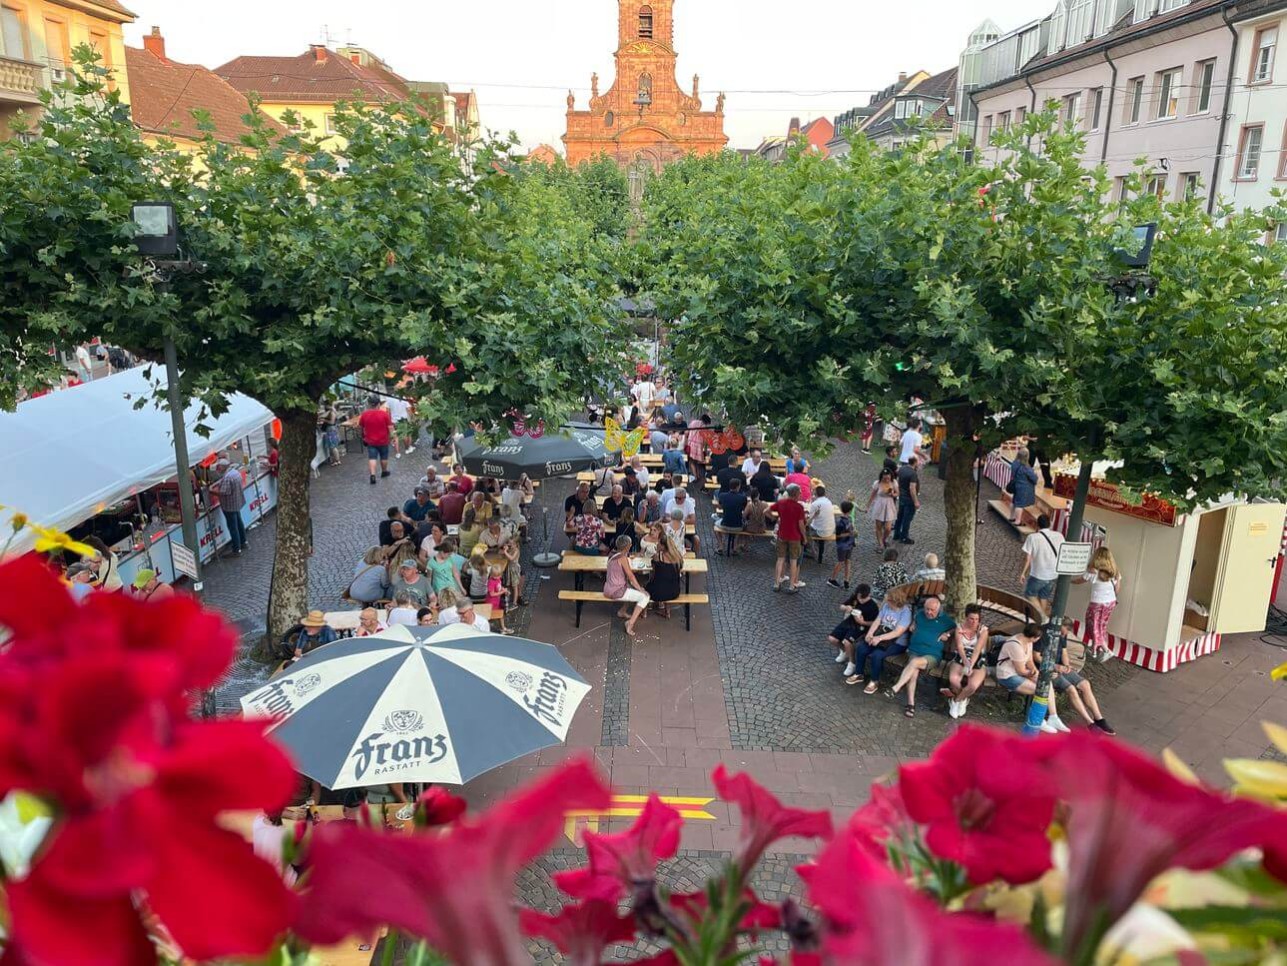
[240,624,590,789]
[454,425,608,480]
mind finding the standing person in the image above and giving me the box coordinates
[1019,513,1065,619]
[80,536,123,591]
[899,417,925,464]
[215,459,248,556]
[827,500,856,589]
[767,483,807,594]
[807,484,836,546]
[860,403,877,454]
[386,395,413,459]
[686,414,712,487]
[319,407,342,467]
[357,395,395,485]
[939,604,990,719]
[604,535,650,636]
[866,468,898,551]
[486,565,515,635]
[716,478,749,556]
[1026,436,1054,490]
[130,569,175,601]
[426,540,466,598]
[631,374,656,414]
[646,537,683,618]
[1077,546,1122,661]
[893,457,921,545]
[74,343,95,383]
[1008,448,1040,526]
[887,595,955,718]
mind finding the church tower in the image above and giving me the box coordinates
[563,0,728,172]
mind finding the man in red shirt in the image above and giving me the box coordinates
[449,463,474,497]
[768,482,807,594]
[357,395,395,485]
[437,481,467,525]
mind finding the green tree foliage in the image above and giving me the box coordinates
[518,154,632,242]
[0,53,624,638]
[639,113,1287,611]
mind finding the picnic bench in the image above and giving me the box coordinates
[713,524,836,562]
[557,590,710,631]
[558,550,708,594]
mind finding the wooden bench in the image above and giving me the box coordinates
[557,590,710,631]
[713,525,836,562]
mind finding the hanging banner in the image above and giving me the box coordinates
[1053,474,1178,527]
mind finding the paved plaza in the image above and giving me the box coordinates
[203,431,1287,956]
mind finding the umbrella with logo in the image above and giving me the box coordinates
[454,425,608,480]
[239,623,590,789]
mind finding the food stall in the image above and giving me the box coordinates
[984,440,1286,672]
[0,367,276,588]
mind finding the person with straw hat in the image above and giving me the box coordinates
[287,610,337,663]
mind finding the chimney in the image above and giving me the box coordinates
[788,116,800,136]
[144,26,166,62]
[350,53,361,65]
[310,44,328,62]
[898,71,908,84]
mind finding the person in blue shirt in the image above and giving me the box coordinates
[402,486,436,523]
[784,446,811,476]
[662,438,687,475]
[716,478,749,556]
[889,596,956,717]
[848,589,914,695]
[1009,447,1040,526]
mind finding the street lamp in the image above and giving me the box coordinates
[130,202,204,599]
[1022,225,1157,737]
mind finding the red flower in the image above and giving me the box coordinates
[554,794,682,902]
[898,724,1055,885]
[445,362,457,374]
[668,887,783,933]
[0,559,296,965]
[520,900,637,965]
[847,780,917,871]
[296,758,611,965]
[1048,732,1285,961]
[801,825,1056,966]
[712,765,833,871]
[416,786,467,827]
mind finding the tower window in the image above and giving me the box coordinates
[639,5,653,38]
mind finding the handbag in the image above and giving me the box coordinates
[1005,478,1016,495]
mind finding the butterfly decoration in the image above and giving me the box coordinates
[505,410,546,439]
[707,431,729,456]
[604,416,647,457]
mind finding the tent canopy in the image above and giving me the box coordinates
[0,368,274,553]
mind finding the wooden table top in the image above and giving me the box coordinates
[565,523,696,535]
[557,554,708,574]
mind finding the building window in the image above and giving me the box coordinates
[1090,87,1104,130]
[1068,0,1094,42]
[324,113,338,134]
[1252,25,1278,83]
[1155,67,1181,118]
[1159,0,1187,10]
[1,5,27,59]
[605,110,614,127]
[1126,77,1144,124]
[998,110,1011,131]
[1179,172,1201,200]
[1276,222,1287,244]
[1193,59,1216,113]
[982,115,993,143]
[42,16,69,71]
[1016,105,1027,124]
[1237,124,1264,179]
[1133,0,1158,21]
[638,4,653,39]
[1147,174,1167,198]
[1114,175,1130,201]
[1062,91,1082,127]
[895,100,908,119]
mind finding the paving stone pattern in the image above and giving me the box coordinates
[601,620,634,746]
[519,849,807,962]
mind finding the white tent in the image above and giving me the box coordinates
[0,368,274,554]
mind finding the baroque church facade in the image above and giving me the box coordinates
[563,0,728,172]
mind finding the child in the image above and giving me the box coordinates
[1078,546,1121,662]
[827,500,857,589]
[487,565,515,635]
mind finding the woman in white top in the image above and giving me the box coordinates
[939,604,989,720]
[387,592,419,627]
[82,536,123,591]
[1078,547,1122,661]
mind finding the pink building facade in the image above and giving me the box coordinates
[965,0,1287,212]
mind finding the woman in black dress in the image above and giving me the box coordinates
[646,539,683,618]
[751,461,779,502]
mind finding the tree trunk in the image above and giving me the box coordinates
[941,405,981,618]
[267,407,317,647]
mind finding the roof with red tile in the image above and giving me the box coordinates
[214,48,410,104]
[126,46,287,145]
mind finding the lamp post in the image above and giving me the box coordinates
[1022,223,1157,737]
[129,202,207,598]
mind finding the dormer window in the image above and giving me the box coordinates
[639,5,653,38]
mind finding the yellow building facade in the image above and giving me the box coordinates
[0,0,133,138]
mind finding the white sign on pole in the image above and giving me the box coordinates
[171,541,199,581]
[1056,541,1094,576]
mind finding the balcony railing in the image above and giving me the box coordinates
[0,55,43,105]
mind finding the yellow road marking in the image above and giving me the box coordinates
[564,794,717,843]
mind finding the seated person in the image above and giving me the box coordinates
[995,624,1067,734]
[716,461,746,494]
[416,605,438,626]
[662,439,687,475]
[285,610,338,663]
[439,597,490,632]
[419,523,450,563]
[847,589,913,693]
[716,478,749,556]
[628,455,651,491]
[743,491,769,534]
[387,593,419,626]
[807,485,836,539]
[420,467,446,500]
[784,446,811,476]
[402,487,435,524]
[637,490,664,525]
[500,479,525,519]
[888,596,956,717]
[378,506,405,546]
[461,491,493,530]
[448,464,474,496]
[911,552,947,583]
[437,482,467,526]
[65,561,97,601]
[600,484,631,523]
[572,503,608,555]
[350,547,391,604]
[829,583,879,674]
[740,448,765,478]
[390,558,433,607]
[355,607,387,637]
[749,462,779,502]
[565,482,592,524]
[783,469,813,502]
[1036,620,1115,735]
[938,604,989,720]
[616,505,643,552]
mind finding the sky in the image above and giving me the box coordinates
[120,0,1045,152]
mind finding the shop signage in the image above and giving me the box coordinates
[1053,474,1178,527]
[1056,542,1094,576]
[171,541,198,580]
